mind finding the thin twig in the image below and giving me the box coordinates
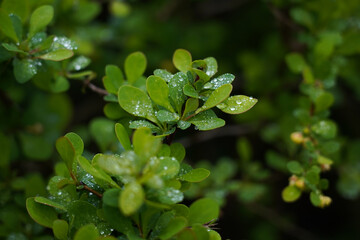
[83,78,108,95]
[80,181,103,198]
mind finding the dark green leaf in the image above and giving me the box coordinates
[287,161,303,174]
[285,53,306,73]
[26,197,57,228]
[0,8,19,42]
[13,58,37,83]
[52,219,68,240]
[65,132,84,156]
[115,123,131,150]
[159,217,187,240]
[56,136,75,173]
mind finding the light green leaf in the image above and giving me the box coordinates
[0,9,19,42]
[89,118,117,152]
[217,95,257,114]
[28,5,54,38]
[125,51,146,83]
[173,49,192,73]
[285,53,306,73]
[315,91,334,112]
[118,85,157,123]
[103,189,121,208]
[2,43,27,54]
[183,84,199,98]
[133,127,162,160]
[196,84,232,114]
[65,132,84,156]
[19,133,52,160]
[115,123,131,150]
[177,120,191,130]
[157,188,184,204]
[317,155,333,165]
[93,152,141,177]
[204,57,217,77]
[74,224,99,240]
[129,120,162,133]
[310,192,321,207]
[13,58,37,83]
[104,103,130,119]
[56,136,75,173]
[53,219,68,240]
[50,76,70,93]
[311,120,337,139]
[78,155,120,188]
[156,110,179,123]
[282,185,301,202]
[188,198,219,225]
[119,182,144,215]
[38,49,74,61]
[1,0,30,23]
[34,196,66,211]
[179,168,210,182]
[26,197,58,228]
[146,75,174,112]
[156,157,180,179]
[169,72,189,113]
[189,110,225,131]
[203,73,235,90]
[159,217,187,240]
[154,69,173,82]
[103,65,124,94]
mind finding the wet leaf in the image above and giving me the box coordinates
[67,56,91,71]
[119,182,144,215]
[38,49,74,61]
[188,110,225,131]
[311,120,337,139]
[183,84,199,98]
[118,85,157,123]
[169,72,189,113]
[179,168,210,182]
[146,75,174,112]
[74,224,99,240]
[156,110,179,123]
[203,73,235,90]
[154,69,173,82]
[34,196,66,211]
[133,127,162,160]
[217,95,257,114]
[196,84,232,113]
[13,58,37,83]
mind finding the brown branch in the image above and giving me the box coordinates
[80,181,103,198]
[83,78,108,95]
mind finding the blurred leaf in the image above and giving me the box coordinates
[179,168,210,182]
[159,217,187,240]
[13,58,37,83]
[1,0,29,22]
[52,219,68,240]
[67,56,91,71]
[89,118,117,152]
[315,91,334,112]
[285,53,306,73]
[65,132,84,156]
[74,224,99,240]
[38,49,74,61]
[287,161,303,174]
[119,182,144,215]
[311,120,337,139]
[103,65,124,94]
[28,5,54,38]
[282,185,301,202]
[0,9,19,42]
[115,123,131,150]
[133,127,161,160]
[204,57,217,77]
[170,143,186,163]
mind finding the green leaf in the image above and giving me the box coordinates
[78,155,120,188]
[188,198,219,226]
[310,192,321,207]
[183,84,199,98]
[13,58,37,83]
[0,9,19,42]
[188,109,225,131]
[50,76,70,93]
[119,182,144,215]
[38,49,74,61]
[311,120,337,139]
[103,204,134,236]
[103,65,124,94]
[282,185,301,202]
[89,118,117,152]
[56,136,75,173]
[209,230,222,240]
[156,110,179,123]
[285,53,306,73]
[170,143,186,163]
[179,168,210,182]
[93,152,141,177]
[159,217,187,240]
[287,161,303,174]
[2,43,27,54]
[203,73,235,90]
[53,219,68,240]
[68,201,100,229]
[182,98,199,118]
[217,95,258,114]
[173,49,192,73]
[125,51,146,83]
[115,123,131,150]
[65,132,84,156]
[204,57,217,77]
[317,155,333,165]
[28,5,54,38]
[146,75,174,112]
[103,189,121,208]
[104,103,130,119]
[169,72,189,113]
[290,7,313,29]
[26,197,58,228]
[154,69,173,82]
[157,188,184,204]
[305,169,320,185]
[155,157,180,179]
[118,85,157,123]
[129,120,162,133]
[133,127,162,160]
[196,84,232,113]
[67,56,91,71]
[315,91,334,112]
[74,224,99,240]
[34,196,66,211]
